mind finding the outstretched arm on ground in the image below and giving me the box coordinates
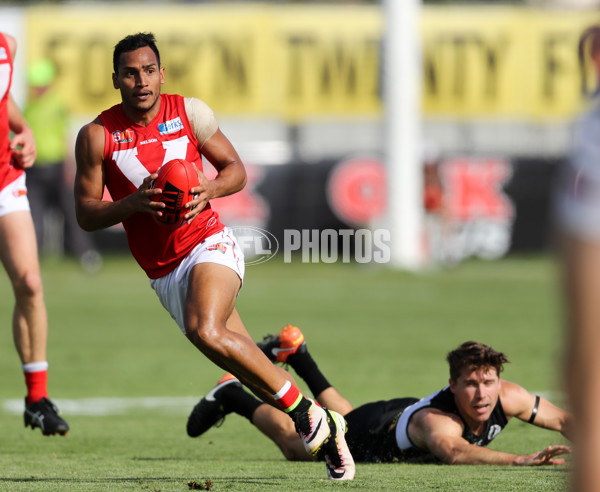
[409,407,571,466]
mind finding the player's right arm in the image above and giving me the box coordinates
[3,33,36,169]
[409,408,570,466]
[74,119,163,231]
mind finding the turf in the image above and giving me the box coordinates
[0,254,570,491]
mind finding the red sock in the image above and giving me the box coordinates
[24,370,48,404]
[274,381,302,412]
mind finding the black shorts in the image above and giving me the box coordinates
[344,398,419,463]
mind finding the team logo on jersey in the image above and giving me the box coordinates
[112,130,134,144]
[207,243,227,254]
[159,117,183,135]
[0,47,7,60]
[487,424,502,441]
[12,188,27,198]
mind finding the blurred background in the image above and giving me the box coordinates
[1,0,599,269]
[0,6,584,486]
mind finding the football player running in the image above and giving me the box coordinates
[74,32,353,480]
[0,31,69,436]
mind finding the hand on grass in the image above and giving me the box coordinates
[518,445,571,466]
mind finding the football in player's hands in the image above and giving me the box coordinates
[150,159,199,226]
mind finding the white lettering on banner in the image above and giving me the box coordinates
[162,136,190,165]
[445,220,512,262]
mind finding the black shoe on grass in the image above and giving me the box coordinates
[24,397,69,436]
[186,374,241,438]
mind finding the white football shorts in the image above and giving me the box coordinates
[150,227,245,334]
[0,174,30,217]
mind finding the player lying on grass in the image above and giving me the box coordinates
[187,326,572,466]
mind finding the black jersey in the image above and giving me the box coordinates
[343,387,508,463]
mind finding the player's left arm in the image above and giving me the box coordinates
[184,97,246,221]
[500,380,573,440]
[7,94,36,169]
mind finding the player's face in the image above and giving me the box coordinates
[449,366,501,430]
[113,46,165,118]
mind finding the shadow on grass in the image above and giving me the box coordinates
[0,476,288,484]
[130,456,288,463]
[487,466,571,474]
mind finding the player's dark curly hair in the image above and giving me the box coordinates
[446,341,509,382]
[113,32,161,74]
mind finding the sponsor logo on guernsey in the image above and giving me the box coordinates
[140,138,158,145]
[0,47,7,60]
[12,188,27,198]
[207,243,227,254]
[159,117,183,135]
[112,129,134,144]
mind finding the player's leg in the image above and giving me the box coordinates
[187,373,311,461]
[184,262,292,396]
[315,388,353,417]
[343,398,418,463]
[256,324,355,478]
[222,311,306,400]
[0,210,47,365]
[252,400,312,461]
[258,325,354,415]
[151,230,353,477]
[562,235,600,492]
[184,262,333,458]
[0,205,68,435]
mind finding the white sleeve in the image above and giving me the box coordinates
[555,102,600,241]
[184,97,219,149]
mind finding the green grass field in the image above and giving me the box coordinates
[0,254,570,491]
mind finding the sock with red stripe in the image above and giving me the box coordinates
[23,361,49,404]
[273,381,313,421]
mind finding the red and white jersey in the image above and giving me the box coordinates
[99,93,224,278]
[0,33,24,191]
